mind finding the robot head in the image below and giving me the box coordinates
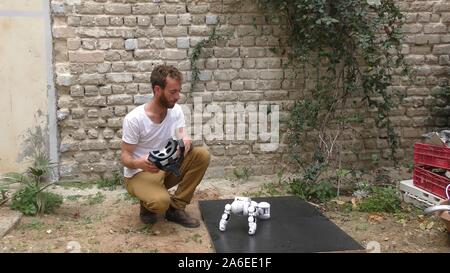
[148,138,185,176]
[257,202,270,219]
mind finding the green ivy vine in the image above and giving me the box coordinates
[188,25,231,98]
[258,0,409,170]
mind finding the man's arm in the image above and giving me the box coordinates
[177,127,192,156]
[120,141,159,173]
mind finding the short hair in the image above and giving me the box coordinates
[150,65,183,90]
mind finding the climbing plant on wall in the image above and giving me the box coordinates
[258,0,409,176]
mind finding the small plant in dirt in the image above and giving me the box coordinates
[287,160,336,203]
[87,192,106,205]
[19,219,46,231]
[352,180,371,199]
[358,185,401,213]
[186,233,203,244]
[61,181,94,190]
[233,167,251,182]
[243,182,287,198]
[289,178,336,203]
[66,195,83,201]
[97,170,124,191]
[122,192,140,204]
[138,225,159,235]
[1,130,63,215]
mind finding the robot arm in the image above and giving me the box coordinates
[219,204,231,231]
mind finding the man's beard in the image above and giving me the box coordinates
[159,93,175,108]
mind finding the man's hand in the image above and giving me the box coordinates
[182,138,192,157]
[134,155,159,173]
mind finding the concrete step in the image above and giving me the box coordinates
[0,207,22,239]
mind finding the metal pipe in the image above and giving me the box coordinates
[424,205,450,214]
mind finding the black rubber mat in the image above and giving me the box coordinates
[199,196,364,253]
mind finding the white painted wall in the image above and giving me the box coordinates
[0,0,57,178]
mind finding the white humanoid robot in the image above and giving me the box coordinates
[219,197,271,235]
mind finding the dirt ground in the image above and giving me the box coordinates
[1,172,450,253]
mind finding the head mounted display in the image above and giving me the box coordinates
[147,138,185,176]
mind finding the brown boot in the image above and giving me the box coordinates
[140,201,157,225]
[165,206,200,228]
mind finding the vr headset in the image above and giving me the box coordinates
[147,138,185,176]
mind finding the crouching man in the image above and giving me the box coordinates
[120,65,210,228]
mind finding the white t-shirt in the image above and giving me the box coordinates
[122,103,185,178]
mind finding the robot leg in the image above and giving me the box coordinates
[247,205,257,235]
[219,204,232,231]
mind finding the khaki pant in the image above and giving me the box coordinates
[124,147,210,213]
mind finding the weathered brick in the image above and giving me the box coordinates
[86,129,98,139]
[124,16,137,26]
[213,70,238,81]
[263,90,289,100]
[162,49,187,60]
[107,94,133,105]
[105,4,131,15]
[114,106,128,117]
[205,15,218,25]
[165,15,178,25]
[259,70,284,80]
[87,109,99,118]
[107,118,123,128]
[162,26,187,37]
[241,48,266,58]
[189,26,210,36]
[125,39,138,50]
[214,48,239,58]
[432,44,450,54]
[103,128,115,139]
[239,92,263,101]
[187,4,208,14]
[70,85,84,97]
[80,16,96,26]
[67,38,81,50]
[69,51,105,63]
[79,74,105,85]
[152,15,165,26]
[84,86,98,96]
[83,97,106,107]
[137,16,151,26]
[80,140,108,151]
[67,16,81,26]
[81,39,96,50]
[134,94,153,105]
[257,80,281,90]
[53,27,76,38]
[106,73,133,83]
[95,16,109,26]
[179,14,192,25]
[434,3,450,12]
[191,15,205,25]
[110,16,123,26]
[177,37,190,49]
[424,24,447,34]
[132,3,159,15]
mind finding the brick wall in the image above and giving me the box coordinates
[50,0,449,180]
